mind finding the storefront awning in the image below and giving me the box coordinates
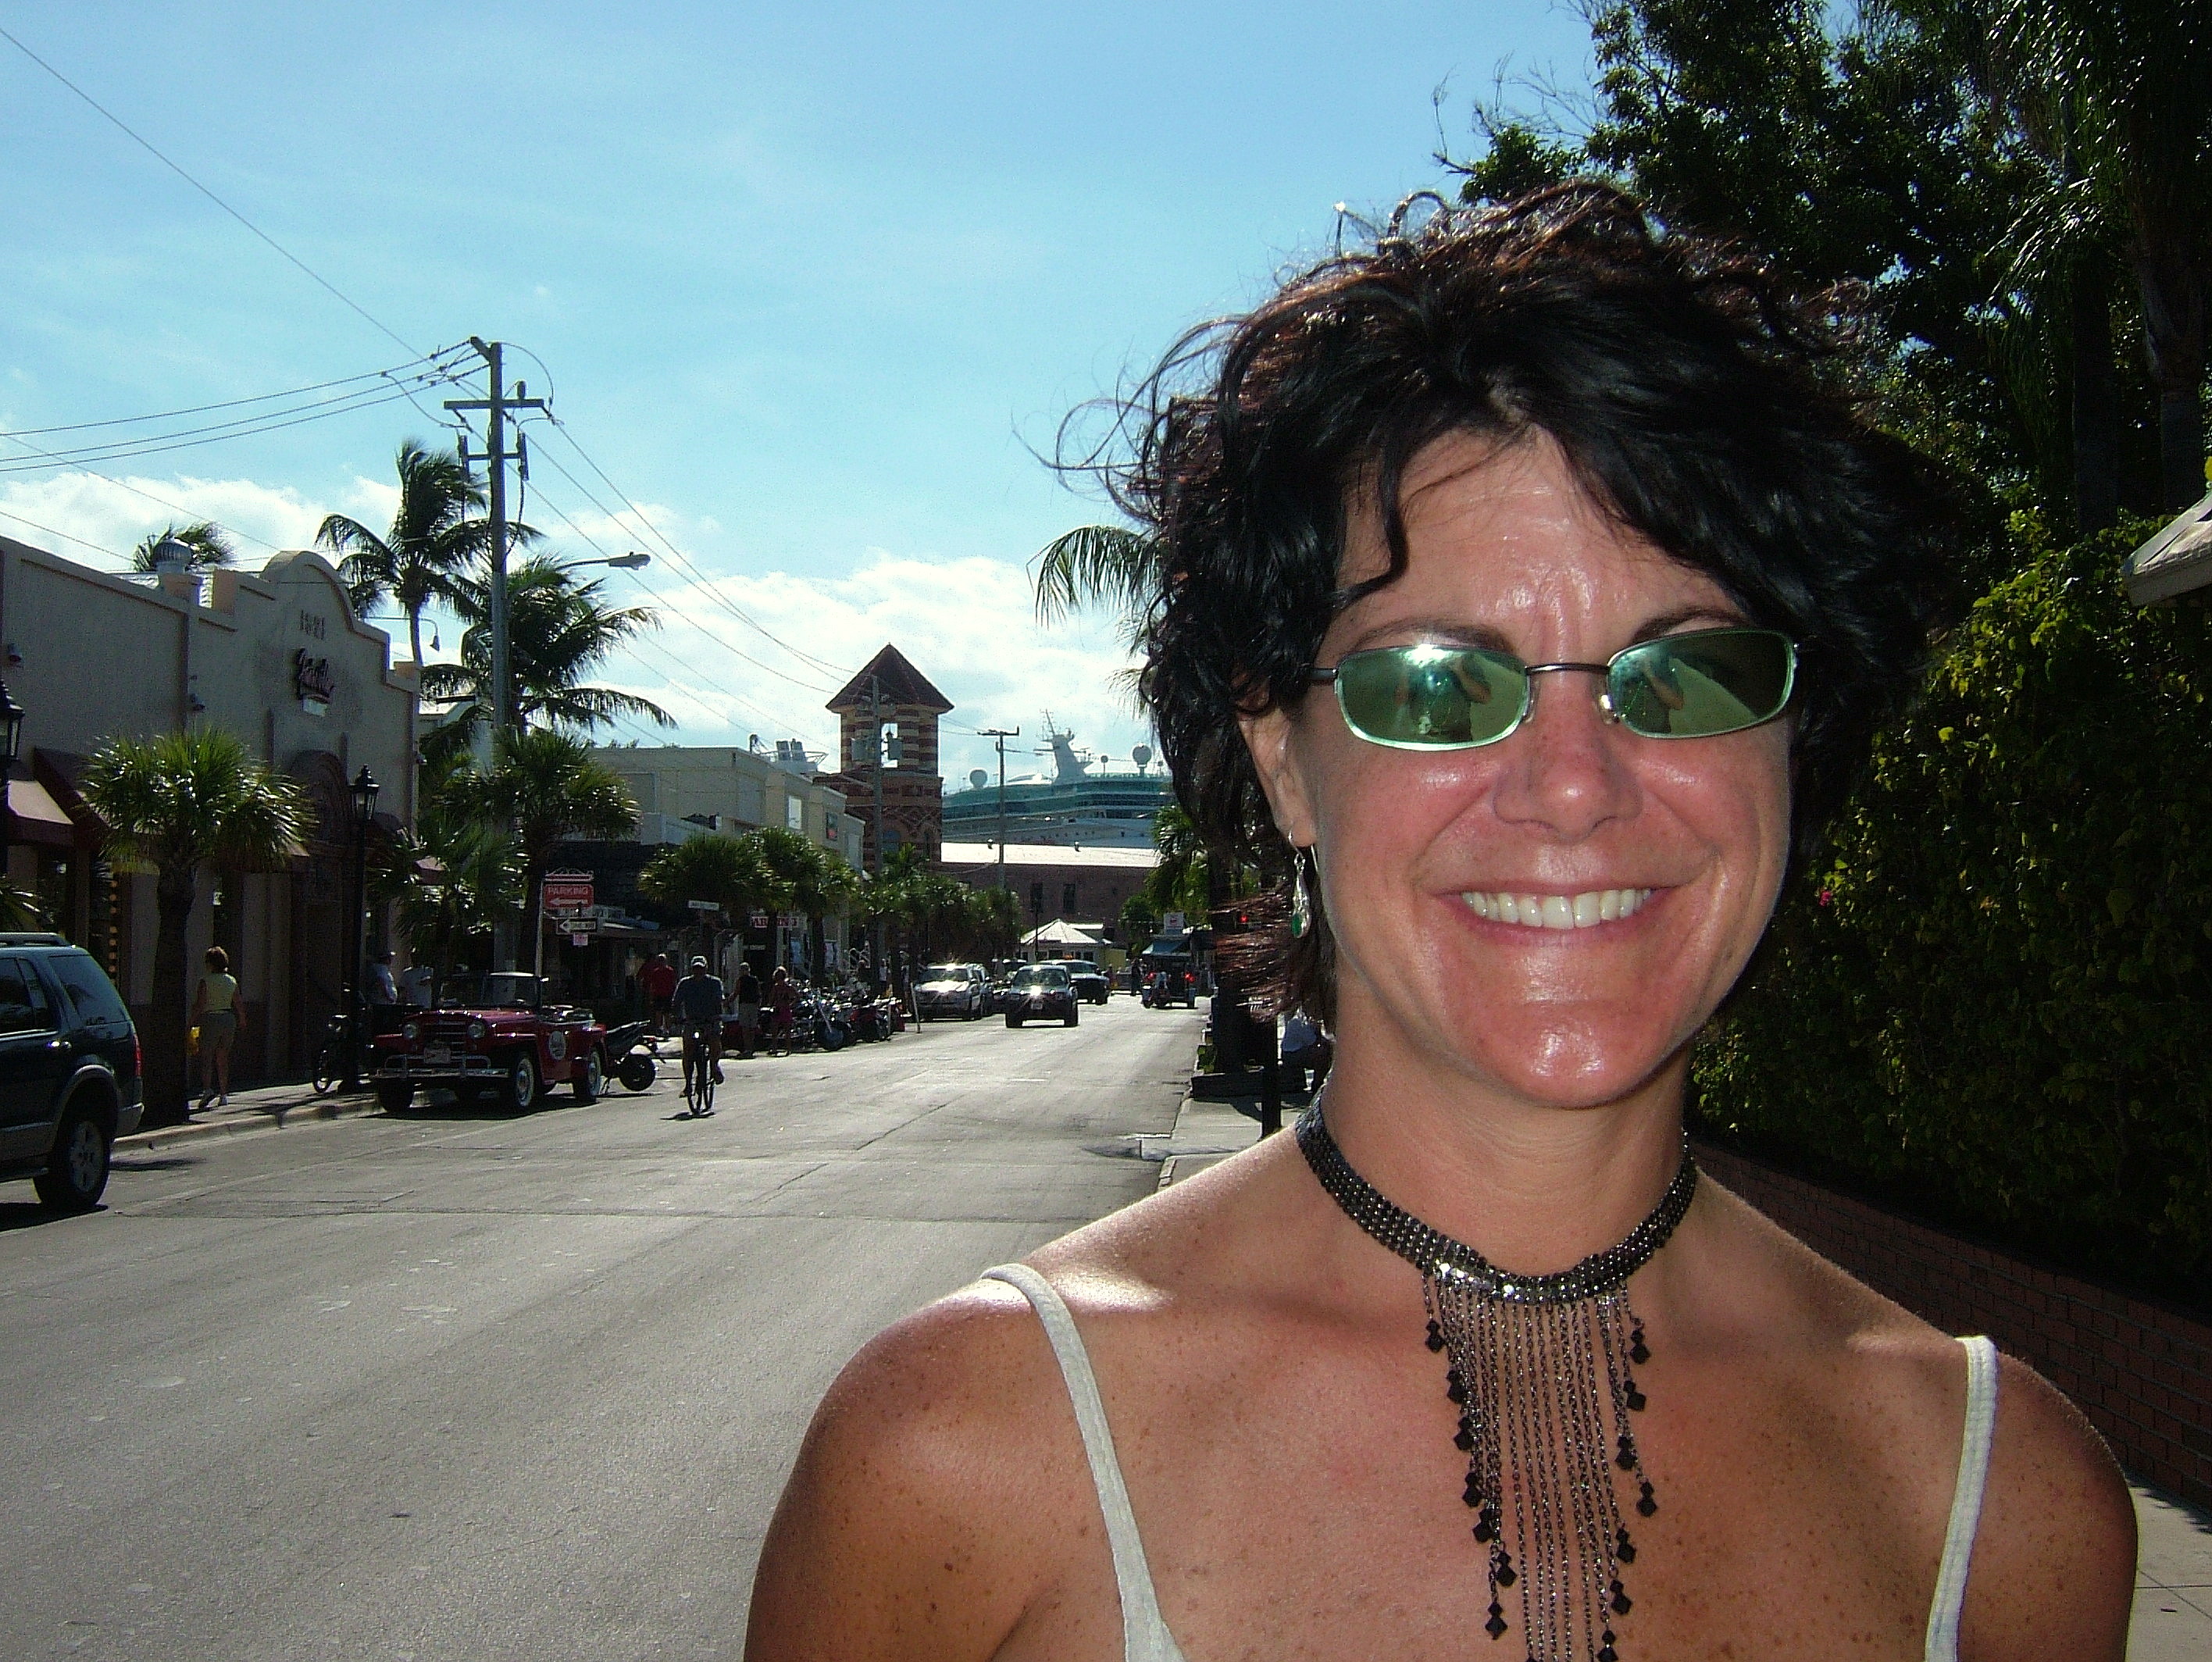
[2124,488,2212,605]
[6,776,79,847]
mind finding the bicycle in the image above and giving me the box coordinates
[680,1022,718,1117]
[312,1011,363,1096]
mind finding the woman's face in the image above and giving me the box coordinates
[1243,430,1793,1110]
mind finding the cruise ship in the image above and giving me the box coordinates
[940,723,1173,848]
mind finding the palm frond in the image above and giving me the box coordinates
[1032,524,1161,626]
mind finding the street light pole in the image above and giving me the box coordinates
[0,679,25,893]
[344,765,379,1090]
[979,726,1018,965]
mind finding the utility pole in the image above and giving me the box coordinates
[445,338,545,970]
[979,726,1018,901]
[444,338,546,747]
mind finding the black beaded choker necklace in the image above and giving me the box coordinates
[1297,1108,1697,1662]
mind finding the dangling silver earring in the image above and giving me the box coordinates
[1290,847,1315,940]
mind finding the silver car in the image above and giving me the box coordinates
[914,962,988,1022]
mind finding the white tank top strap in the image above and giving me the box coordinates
[1925,1334,2000,1662]
[983,1264,1187,1662]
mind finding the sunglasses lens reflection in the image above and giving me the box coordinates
[1330,630,1793,749]
[1336,646,1525,747]
[1608,632,1794,737]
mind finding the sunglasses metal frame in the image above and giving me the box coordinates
[1305,626,1798,751]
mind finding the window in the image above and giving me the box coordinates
[47,952,127,1030]
[785,796,805,832]
[0,959,55,1034]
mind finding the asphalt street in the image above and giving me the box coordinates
[1,997,1204,1661]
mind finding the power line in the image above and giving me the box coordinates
[528,413,854,680]
[0,348,460,438]
[523,444,840,696]
[0,375,452,474]
[0,436,288,554]
[0,504,132,565]
[0,23,420,356]
[521,473,840,729]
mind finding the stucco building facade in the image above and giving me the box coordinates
[0,536,419,1081]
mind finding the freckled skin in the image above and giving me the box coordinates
[744,435,2135,1662]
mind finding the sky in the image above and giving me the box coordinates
[0,1,1596,789]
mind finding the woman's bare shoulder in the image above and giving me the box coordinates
[1960,1353,2135,1660]
[744,1275,1099,1662]
[1696,1179,2134,1659]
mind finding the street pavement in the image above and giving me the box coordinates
[1,997,1204,1662]
[6,995,2204,1660]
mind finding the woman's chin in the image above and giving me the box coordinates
[1434,1010,1686,1111]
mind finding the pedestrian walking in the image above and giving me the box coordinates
[735,962,762,1059]
[640,952,678,1035]
[765,964,797,1054]
[190,946,241,1114]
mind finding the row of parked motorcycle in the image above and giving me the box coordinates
[598,984,911,1092]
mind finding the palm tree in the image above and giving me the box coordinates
[424,555,671,736]
[316,440,516,671]
[1962,0,2212,509]
[81,729,310,1125]
[384,805,523,995]
[755,826,858,977]
[130,522,235,572]
[637,832,793,922]
[459,729,638,959]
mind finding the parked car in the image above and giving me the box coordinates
[914,962,989,1021]
[1004,963,1079,1028]
[0,933,141,1211]
[1049,960,1111,1004]
[369,972,607,1113]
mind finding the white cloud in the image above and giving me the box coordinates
[595,547,1151,784]
[0,470,338,569]
[0,471,1154,787]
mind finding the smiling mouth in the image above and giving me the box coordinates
[1461,888,1655,929]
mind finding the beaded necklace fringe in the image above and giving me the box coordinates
[1297,1110,1697,1662]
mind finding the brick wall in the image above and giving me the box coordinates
[1695,1141,2212,1507]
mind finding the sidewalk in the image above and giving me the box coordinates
[115,1077,384,1154]
[1151,1086,1297,1189]
[1143,1089,2212,1657]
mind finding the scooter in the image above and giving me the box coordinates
[602,1018,659,1093]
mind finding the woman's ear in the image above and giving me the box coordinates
[1240,704,1320,850]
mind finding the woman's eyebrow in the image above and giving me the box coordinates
[1626,605,1750,643]
[1340,616,1516,654]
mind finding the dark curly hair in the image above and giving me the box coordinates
[1092,184,1971,1022]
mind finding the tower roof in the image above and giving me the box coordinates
[827,644,953,715]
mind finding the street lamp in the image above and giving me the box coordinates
[561,551,651,572]
[344,765,379,1089]
[0,679,24,886]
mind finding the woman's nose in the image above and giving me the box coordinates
[1488,669,1642,840]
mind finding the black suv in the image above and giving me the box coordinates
[0,934,142,1210]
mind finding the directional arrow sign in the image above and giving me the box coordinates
[542,878,595,911]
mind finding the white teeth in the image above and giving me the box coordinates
[1460,887,1655,930]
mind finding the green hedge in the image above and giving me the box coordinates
[1693,520,2212,1305]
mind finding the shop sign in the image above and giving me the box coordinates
[749,912,769,930]
[294,649,336,715]
[1162,911,1186,936]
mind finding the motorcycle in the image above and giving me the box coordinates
[602,1018,659,1093]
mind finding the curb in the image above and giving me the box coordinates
[116,1093,384,1154]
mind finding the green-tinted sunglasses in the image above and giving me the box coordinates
[1308,626,1797,750]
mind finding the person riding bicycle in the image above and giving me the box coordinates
[674,956,726,1089]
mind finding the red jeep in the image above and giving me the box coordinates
[369,972,608,1113]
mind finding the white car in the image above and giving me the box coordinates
[914,963,988,1021]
